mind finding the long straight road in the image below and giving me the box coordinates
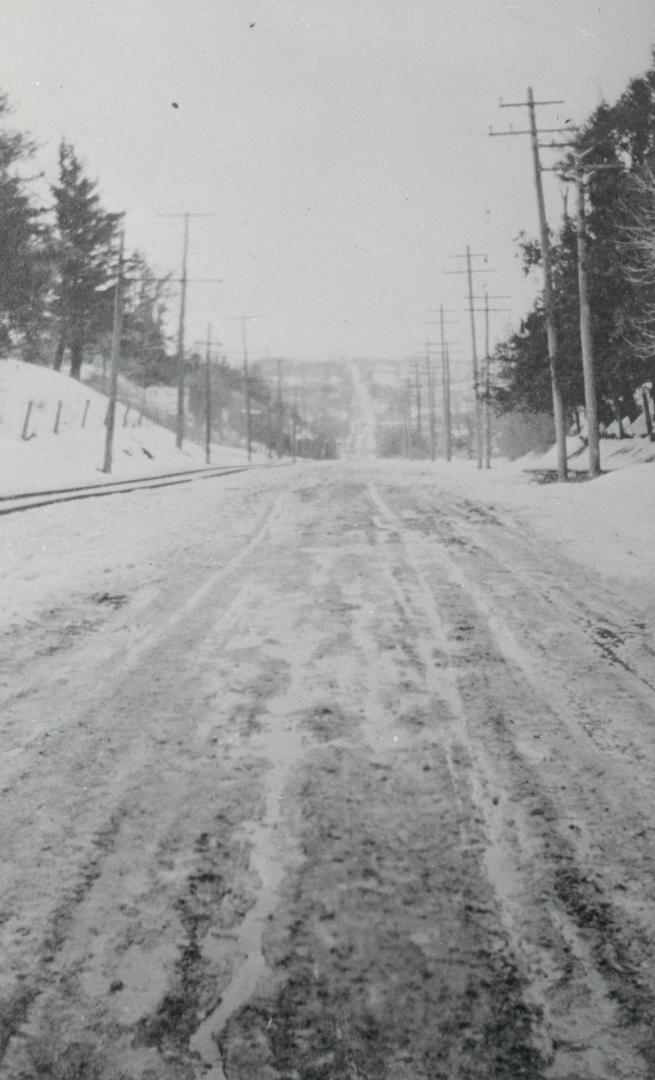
[2,459,655,1080]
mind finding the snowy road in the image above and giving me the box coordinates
[2,461,655,1079]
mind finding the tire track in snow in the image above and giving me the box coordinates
[368,482,654,1080]
[0,490,292,1071]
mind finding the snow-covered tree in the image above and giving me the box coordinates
[51,140,120,378]
[0,92,51,358]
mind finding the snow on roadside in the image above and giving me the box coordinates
[401,456,654,594]
[516,432,655,473]
[0,462,275,630]
[0,358,268,495]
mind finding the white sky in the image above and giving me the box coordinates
[1,0,654,369]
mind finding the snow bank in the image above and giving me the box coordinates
[517,433,655,473]
[400,455,654,591]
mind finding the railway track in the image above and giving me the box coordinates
[0,461,287,517]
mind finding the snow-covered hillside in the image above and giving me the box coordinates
[0,359,266,495]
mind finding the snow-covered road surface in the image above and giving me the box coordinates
[2,461,655,1079]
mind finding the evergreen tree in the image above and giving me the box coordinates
[0,92,52,358]
[572,65,655,418]
[121,251,173,385]
[492,56,655,430]
[622,168,655,385]
[492,225,585,420]
[51,140,120,378]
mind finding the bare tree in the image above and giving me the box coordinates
[622,166,655,365]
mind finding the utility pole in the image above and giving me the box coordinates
[426,345,436,461]
[439,306,456,463]
[442,347,451,462]
[176,213,189,450]
[265,388,273,459]
[401,376,412,457]
[468,290,510,469]
[491,90,572,480]
[414,361,422,447]
[239,315,257,461]
[204,324,212,464]
[400,377,408,458]
[292,389,298,462]
[445,251,491,468]
[573,169,600,477]
[548,149,619,476]
[276,358,285,456]
[536,132,618,475]
[483,291,491,469]
[158,212,219,449]
[466,247,482,468]
[103,226,125,474]
[195,326,222,465]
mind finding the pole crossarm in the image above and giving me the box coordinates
[194,338,223,349]
[443,268,493,276]
[448,252,488,259]
[554,163,623,180]
[157,212,220,219]
[490,127,576,137]
[122,276,224,284]
[500,96,564,107]
[470,294,511,300]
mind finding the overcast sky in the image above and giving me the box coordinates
[2,1,654,370]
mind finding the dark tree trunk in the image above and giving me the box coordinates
[611,397,626,438]
[642,387,654,441]
[572,405,581,435]
[69,329,84,380]
[620,377,639,422]
[53,332,66,372]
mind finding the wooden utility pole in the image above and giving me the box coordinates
[175,213,189,450]
[468,289,510,469]
[195,326,222,464]
[542,142,619,474]
[574,169,600,477]
[400,378,408,458]
[414,361,422,446]
[265,390,273,459]
[205,328,212,464]
[439,306,453,463]
[491,90,571,480]
[466,247,482,468]
[426,346,436,461]
[527,88,567,480]
[240,316,255,461]
[483,291,491,469]
[445,252,491,468]
[276,358,285,456]
[103,227,125,474]
[158,211,219,449]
